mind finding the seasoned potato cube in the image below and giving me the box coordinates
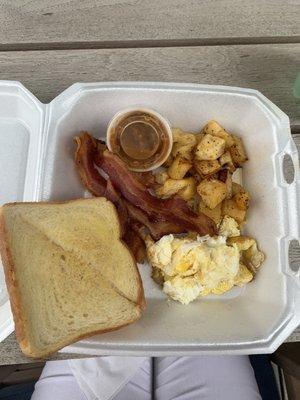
[218,170,232,199]
[163,154,173,168]
[172,128,197,146]
[202,120,224,136]
[195,134,226,161]
[187,193,200,213]
[232,182,243,196]
[243,242,265,272]
[233,191,250,210]
[214,130,235,148]
[155,171,169,185]
[202,120,235,148]
[194,159,221,177]
[168,156,192,179]
[234,263,253,286]
[195,132,205,144]
[198,200,222,225]
[197,179,227,209]
[156,178,187,198]
[156,177,196,199]
[229,135,248,166]
[152,266,165,286]
[177,177,197,200]
[227,236,255,251]
[172,143,195,161]
[219,151,236,172]
[225,172,232,199]
[222,199,246,224]
[172,128,197,160]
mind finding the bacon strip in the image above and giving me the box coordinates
[74,133,216,260]
[125,202,183,240]
[74,133,107,197]
[100,150,216,236]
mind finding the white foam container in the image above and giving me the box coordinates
[0,81,299,354]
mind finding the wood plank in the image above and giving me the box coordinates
[0,1,299,48]
[0,134,299,365]
[0,44,299,124]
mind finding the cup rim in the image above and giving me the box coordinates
[106,107,173,172]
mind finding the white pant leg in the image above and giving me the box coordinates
[155,356,261,400]
[31,360,87,400]
[31,358,152,400]
[113,358,152,400]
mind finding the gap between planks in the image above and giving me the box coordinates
[0,36,300,53]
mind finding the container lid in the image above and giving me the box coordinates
[0,81,44,342]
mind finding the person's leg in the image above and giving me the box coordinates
[113,358,152,400]
[31,360,87,400]
[155,356,261,400]
[31,358,152,400]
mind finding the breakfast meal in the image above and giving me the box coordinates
[0,106,265,357]
[0,199,145,357]
[74,115,264,305]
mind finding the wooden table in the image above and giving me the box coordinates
[0,0,299,364]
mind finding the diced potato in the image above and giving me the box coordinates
[198,200,222,225]
[214,130,235,148]
[202,120,235,148]
[234,263,253,286]
[218,215,240,237]
[195,132,205,144]
[232,182,243,196]
[171,128,197,160]
[229,135,248,166]
[155,178,187,198]
[225,171,232,199]
[156,177,196,199]
[187,193,200,213]
[217,170,232,199]
[197,179,227,209]
[222,199,246,224]
[155,171,169,185]
[172,143,195,161]
[172,128,197,146]
[188,167,202,182]
[163,154,173,168]
[152,266,165,286]
[243,242,265,273]
[219,151,236,172]
[202,120,224,136]
[194,159,221,177]
[227,236,255,251]
[177,177,197,200]
[195,134,226,161]
[233,191,250,210]
[168,156,192,179]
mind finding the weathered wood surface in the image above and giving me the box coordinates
[0,44,299,124]
[0,0,299,49]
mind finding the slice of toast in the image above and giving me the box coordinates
[0,198,145,358]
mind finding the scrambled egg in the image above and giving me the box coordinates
[147,231,254,304]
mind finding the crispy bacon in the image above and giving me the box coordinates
[125,202,183,240]
[100,150,216,236]
[74,133,217,261]
[123,228,147,263]
[74,132,107,197]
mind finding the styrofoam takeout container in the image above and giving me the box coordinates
[0,81,299,354]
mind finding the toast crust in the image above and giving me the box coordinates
[0,198,146,358]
